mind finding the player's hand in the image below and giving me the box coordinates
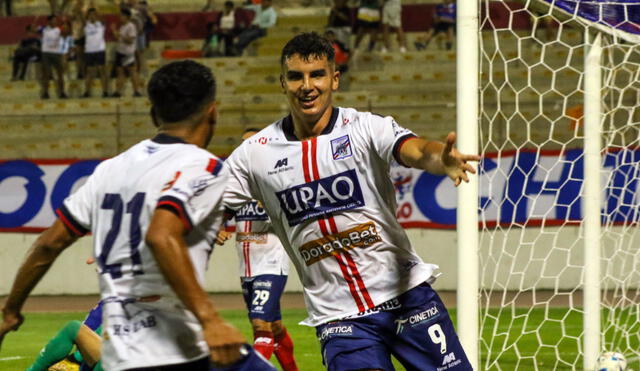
[0,308,24,352]
[203,319,246,366]
[215,230,232,246]
[441,132,481,187]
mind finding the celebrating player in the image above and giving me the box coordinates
[217,129,299,371]
[0,60,273,371]
[223,32,478,370]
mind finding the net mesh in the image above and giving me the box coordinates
[477,1,640,369]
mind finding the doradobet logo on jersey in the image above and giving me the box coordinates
[275,169,364,226]
[235,201,269,221]
[299,222,381,265]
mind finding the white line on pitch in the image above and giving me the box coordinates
[0,356,24,361]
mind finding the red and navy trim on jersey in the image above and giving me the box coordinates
[156,195,193,231]
[55,205,89,236]
[392,133,418,167]
[206,158,223,176]
[300,136,375,313]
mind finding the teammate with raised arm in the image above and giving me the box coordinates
[0,60,274,371]
[223,32,478,370]
[217,128,299,371]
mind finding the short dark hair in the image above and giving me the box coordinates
[280,32,335,68]
[47,14,56,21]
[224,1,234,7]
[87,7,96,13]
[148,60,217,124]
[121,8,132,17]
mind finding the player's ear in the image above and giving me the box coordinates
[280,74,286,93]
[206,102,217,126]
[332,66,340,92]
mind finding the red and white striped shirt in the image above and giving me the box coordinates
[223,107,438,326]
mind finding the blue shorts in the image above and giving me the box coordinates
[210,344,276,370]
[241,275,287,322]
[316,283,472,371]
[83,300,104,331]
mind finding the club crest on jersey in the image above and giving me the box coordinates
[276,169,364,226]
[235,201,269,221]
[330,135,352,160]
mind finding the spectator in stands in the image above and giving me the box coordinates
[325,30,349,75]
[11,25,41,81]
[381,0,406,53]
[137,0,157,49]
[326,0,352,49]
[120,0,148,74]
[111,8,142,97]
[48,0,71,15]
[40,15,67,99]
[69,0,88,80]
[414,0,455,51]
[60,20,76,80]
[202,0,214,11]
[83,8,109,97]
[234,0,277,56]
[352,0,381,53]
[215,1,249,56]
[203,22,223,57]
[0,0,13,16]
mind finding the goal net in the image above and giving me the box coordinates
[476,0,640,369]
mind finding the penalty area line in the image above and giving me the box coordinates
[0,356,24,361]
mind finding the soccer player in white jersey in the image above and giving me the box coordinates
[217,128,299,371]
[223,32,479,370]
[0,60,274,371]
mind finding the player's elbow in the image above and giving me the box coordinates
[144,228,168,252]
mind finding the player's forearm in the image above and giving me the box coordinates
[399,137,447,175]
[146,234,221,324]
[3,229,69,312]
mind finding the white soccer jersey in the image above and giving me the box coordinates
[231,201,290,278]
[58,133,227,370]
[41,26,62,54]
[224,107,438,326]
[84,21,106,53]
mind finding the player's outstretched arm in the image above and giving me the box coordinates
[145,209,246,366]
[398,131,481,186]
[0,220,78,351]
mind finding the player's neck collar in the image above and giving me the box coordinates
[151,133,188,144]
[282,107,339,141]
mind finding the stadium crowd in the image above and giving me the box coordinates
[5,0,458,99]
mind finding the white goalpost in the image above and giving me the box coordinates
[458,0,640,369]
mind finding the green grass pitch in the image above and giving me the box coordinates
[0,308,637,370]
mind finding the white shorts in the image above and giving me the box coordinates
[382,2,402,28]
[101,297,209,371]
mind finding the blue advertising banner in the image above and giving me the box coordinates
[1,149,639,232]
[540,0,640,42]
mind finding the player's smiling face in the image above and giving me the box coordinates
[281,53,340,128]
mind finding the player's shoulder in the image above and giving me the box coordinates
[341,106,395,128]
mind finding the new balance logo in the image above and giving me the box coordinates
[442,352,456,365]
[274,158,288,168]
